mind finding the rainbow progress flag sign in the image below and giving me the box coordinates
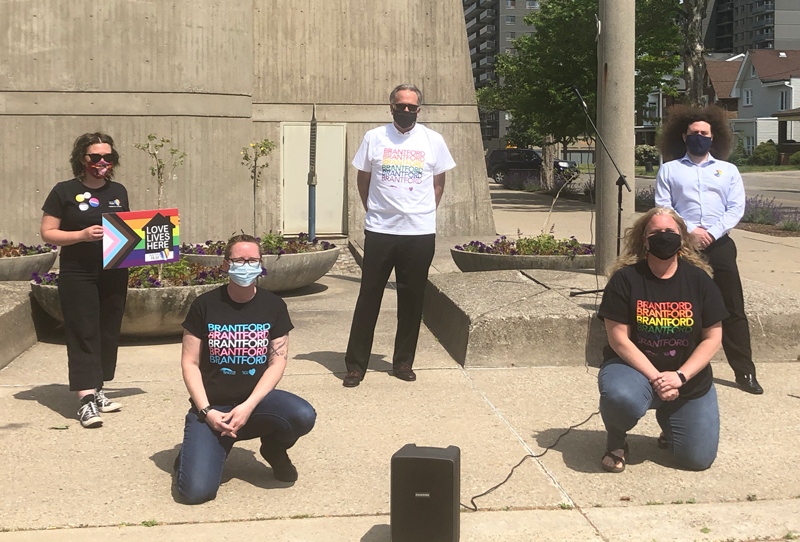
[102,208,180,270]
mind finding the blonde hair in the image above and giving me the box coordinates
[606,207,713,277]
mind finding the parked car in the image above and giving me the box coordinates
[486,148,580,185]
[485,148,542,184]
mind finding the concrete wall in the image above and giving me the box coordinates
[0,0,495,245]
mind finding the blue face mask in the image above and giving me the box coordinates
[228,261,263,287]
[685,134,713,156]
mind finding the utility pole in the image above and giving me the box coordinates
[595,0,636,274]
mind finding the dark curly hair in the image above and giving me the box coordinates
[657,104,735,162]
[70,132,120,180]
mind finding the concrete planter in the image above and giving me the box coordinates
[450,248,595,272]
[183,247,340,292]
[0,252,57,281]
[31,282,219,337]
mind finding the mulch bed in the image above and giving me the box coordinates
[735,223,800,237]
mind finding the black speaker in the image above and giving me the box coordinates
[391,444,460,542]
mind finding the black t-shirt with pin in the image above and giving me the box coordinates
[598,260,728,400]
[41,178,129,269]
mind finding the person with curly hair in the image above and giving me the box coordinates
[41,133,130,428]
[598,207,727,473]
[655,105,763,395]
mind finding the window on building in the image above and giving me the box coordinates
[526,0,539,8]
[505,48,514,55]
[506,15,516,24]
[745,136,754,153]
[750,65,756,77]
[506,32,515,41]
[779,90,789,111]
[505,112,513,121]
[506,0,515,7]
[743,88,752,106]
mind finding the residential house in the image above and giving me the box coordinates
[730,49,800,152]
[704,55,744,116]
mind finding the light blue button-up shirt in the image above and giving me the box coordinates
[654,153,745,241]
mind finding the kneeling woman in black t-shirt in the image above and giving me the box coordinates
[597,207,728,472]
[41,133,129,429]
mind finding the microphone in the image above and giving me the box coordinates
[571,85,588,112]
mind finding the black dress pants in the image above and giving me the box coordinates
[345,231,436,375]
[703,235,756,377]
[58,265,128,391]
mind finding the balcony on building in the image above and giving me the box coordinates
[479,55,495,68]
[751,2,775,15]
[479,8,497,22]
[751,16,774,30]
[466,17,478,31]
[479,25,495,37]
[468,30,479,45]
[464,2,479,18]
[470,45,485,60]
[479,0,495,7]
[479,40,497,53]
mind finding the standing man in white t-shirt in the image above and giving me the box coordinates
[343,83,456,388]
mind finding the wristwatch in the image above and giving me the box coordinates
[676,370,687,384]
[197,405,212,423]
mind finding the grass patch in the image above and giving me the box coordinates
[646,501,664,505]
[700,527,711,534]
[558,503,573,510]
[141,520,158,527]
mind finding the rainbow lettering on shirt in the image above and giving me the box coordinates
[714,169,722,177]
[381,148,425,184]
[206,322,271,367]
[635,300,691,350]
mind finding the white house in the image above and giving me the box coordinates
[730,49,800,152]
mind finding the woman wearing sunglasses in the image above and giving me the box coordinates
[597,207,727,473]
[41,133,130,428]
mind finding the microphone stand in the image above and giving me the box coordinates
[569,86,631,298]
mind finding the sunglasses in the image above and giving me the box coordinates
[391,103,420,113]
[85,153,115,164]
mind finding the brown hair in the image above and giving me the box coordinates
[224,234,262,260]
[606,207,713,277]
[70,132,120,180]
[657,104,734,162]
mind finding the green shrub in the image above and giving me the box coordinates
[635,145,660,166]
[728,139,748,166]
[789,151,800,166]
[747,140,779,166]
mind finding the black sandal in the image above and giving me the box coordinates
[601,443,629,473]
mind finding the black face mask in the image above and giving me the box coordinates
[392,110,417,130]
[646,231,682,261]
[685,134,713,156]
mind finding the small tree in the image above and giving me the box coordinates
[133,134,187,210]
[240,139,277,235]
[133,134,187,280]
[748,140,779,166]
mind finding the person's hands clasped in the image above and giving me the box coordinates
[215,403,256,439]
[651,371,682,401]
[204,409,236,437]
[690,227,714,250]
[82,225,104,242]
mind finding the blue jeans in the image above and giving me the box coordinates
[598,358,719,471]
[176,389,316,504]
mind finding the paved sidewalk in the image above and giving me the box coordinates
[1,182,799,541]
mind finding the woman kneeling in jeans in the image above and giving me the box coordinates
[597,207,727,473]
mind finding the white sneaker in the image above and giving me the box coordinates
[78,400,103,428]
[95,389,122,413]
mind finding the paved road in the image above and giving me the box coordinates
[635,170,800,209]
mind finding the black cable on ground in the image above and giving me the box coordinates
[461,410,600,512]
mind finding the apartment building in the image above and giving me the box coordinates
[464,0,542,149]
[705,0,800,54]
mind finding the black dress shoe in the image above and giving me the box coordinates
[735,374,764,395]
[343,371,363,388]
[392,366,416,382]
